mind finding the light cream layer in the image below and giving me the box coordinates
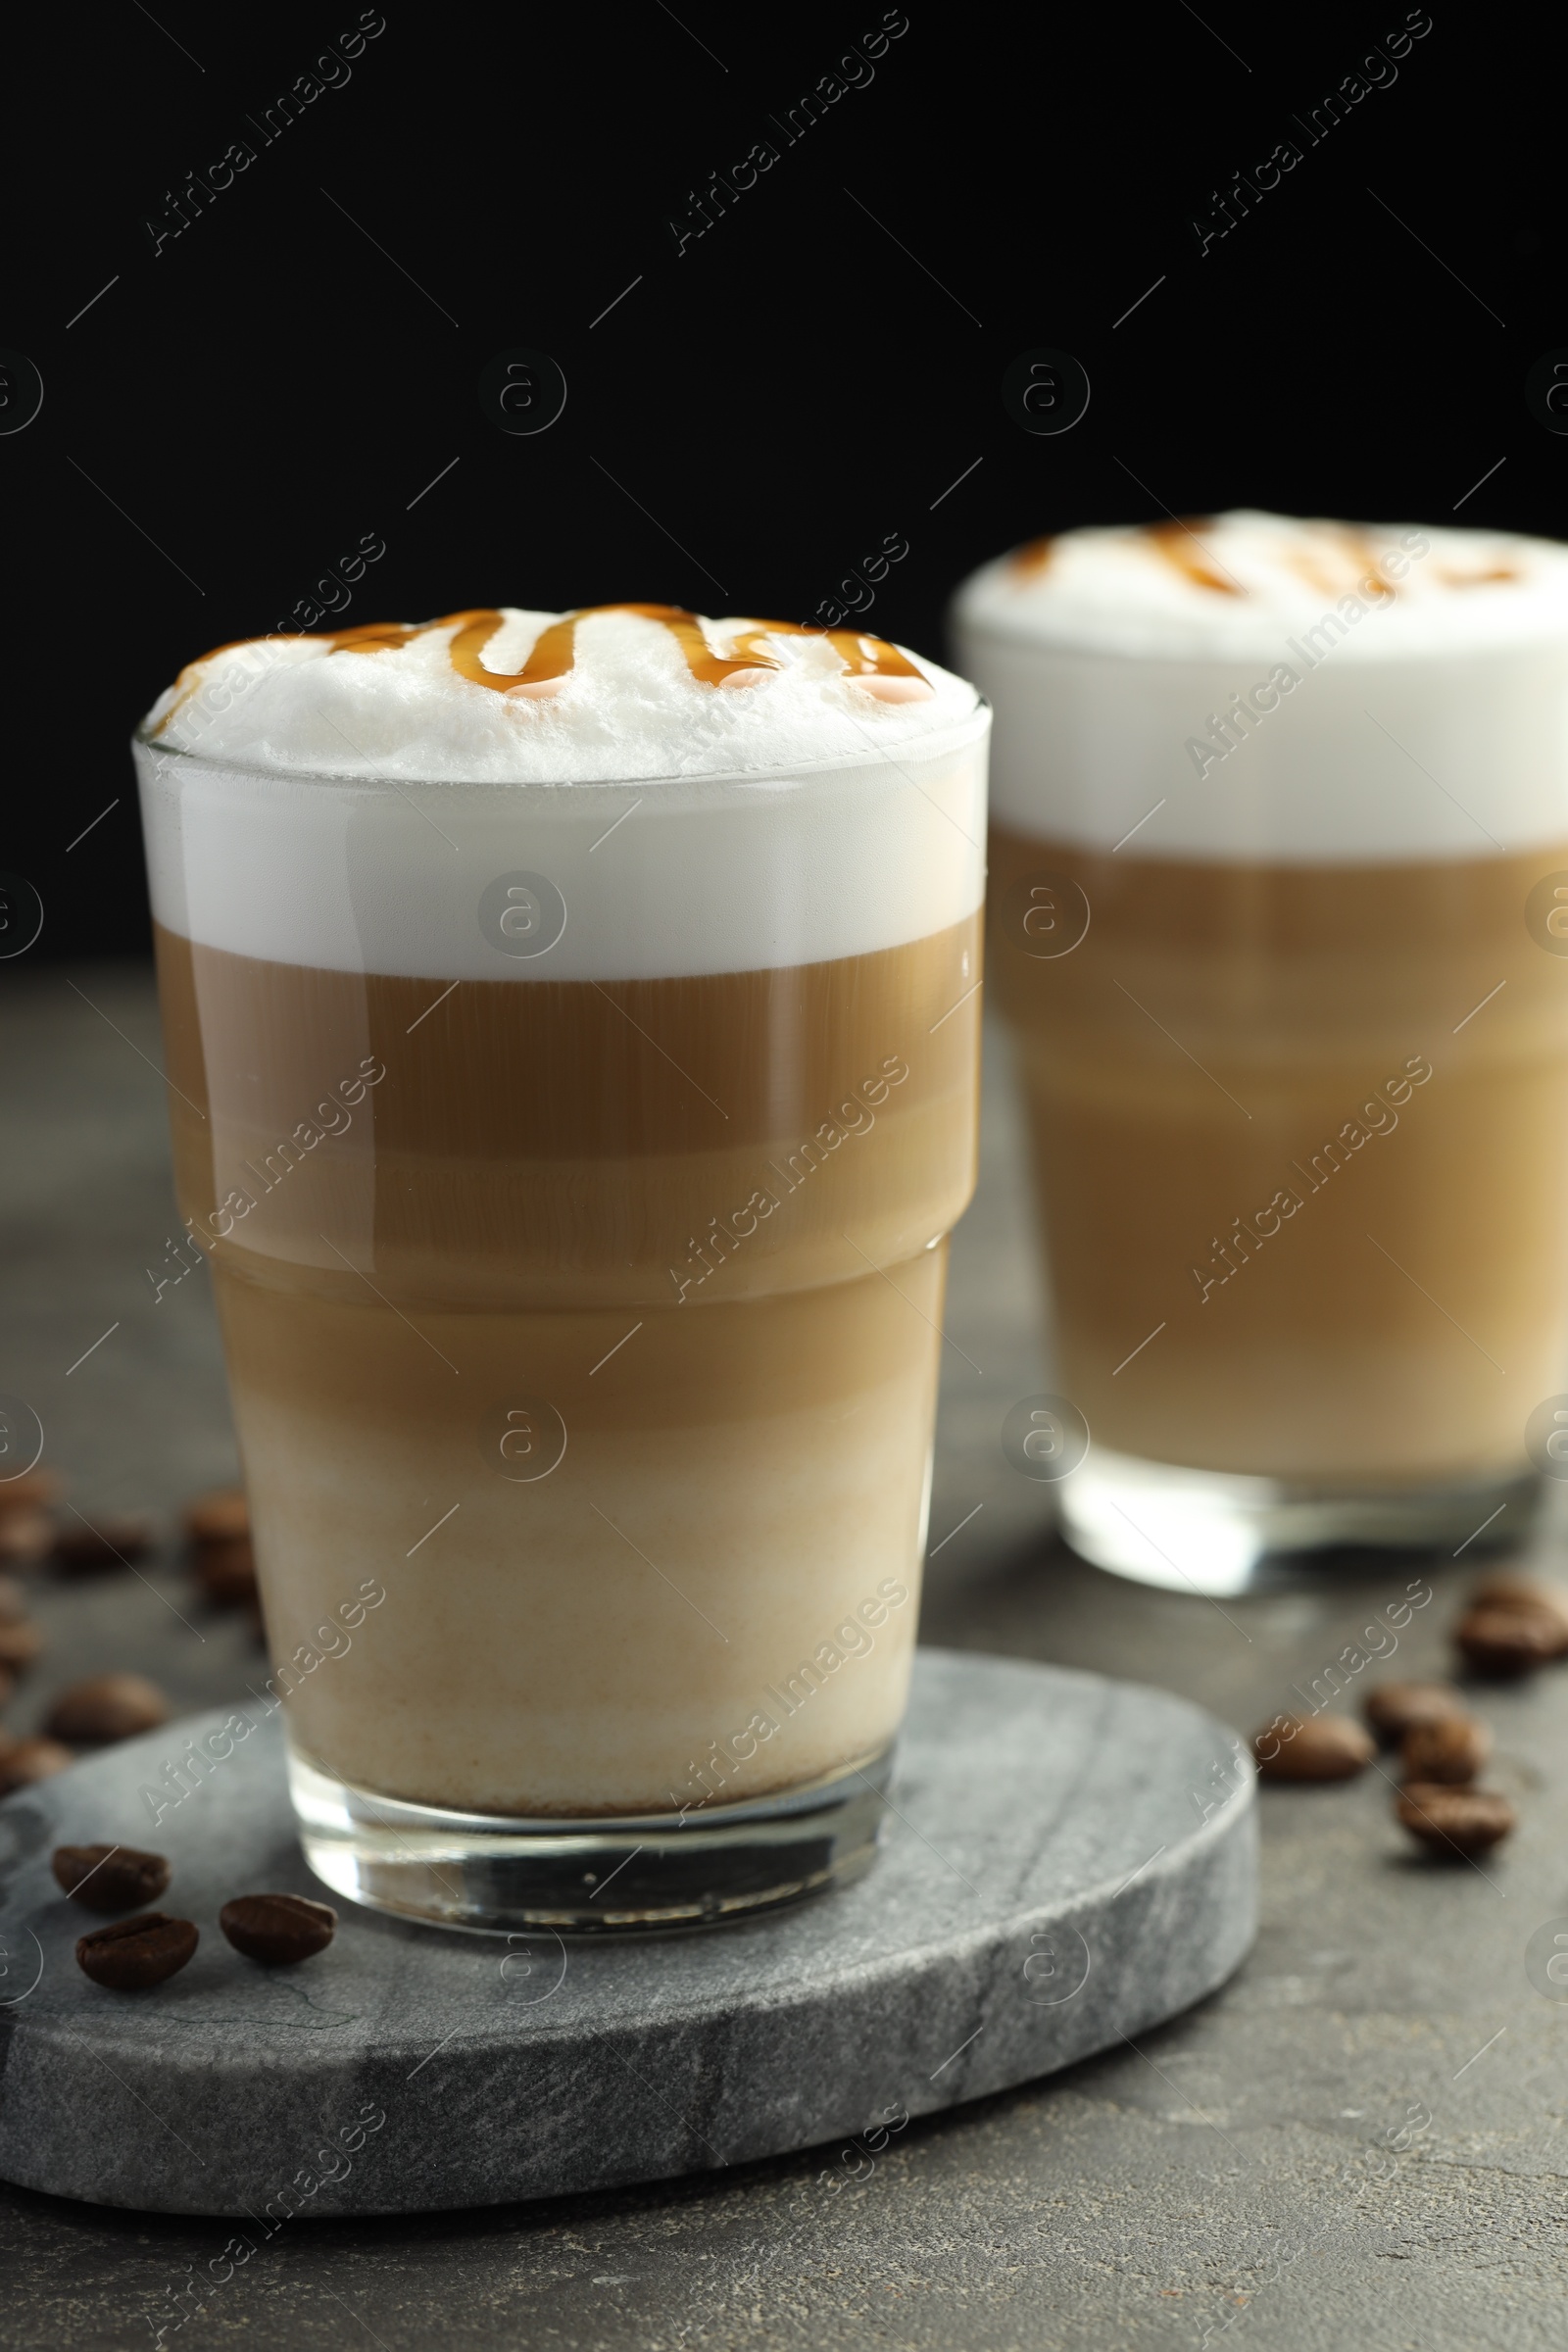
[220,1258,938,1813]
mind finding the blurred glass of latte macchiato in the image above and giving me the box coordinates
[955,513,1568,1592]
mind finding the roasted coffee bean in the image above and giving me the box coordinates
[44,1673,170,1744]
[52,1842,172,1912]
[0,1511,54,1566]
[75,1912,197,1989]
[0,1738,74,1795]
[0,1469,61,1515]
[1396,1782,1515,1858]
[193,1536,257,1607]
[1400,1714,1491,1785]
[0,1620,43,1669]
[1470,1571,1568,1642]
[183,1488,249,1545]
[220,1893,337,1965]
[1253,1712,1375,1781]
[1364,1681,1466,1745]
[1455,1606,1561,1678]
[52,1513,156,1572]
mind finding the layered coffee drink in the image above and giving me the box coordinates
[954,514,1568,1589]
[135,604,988,1926]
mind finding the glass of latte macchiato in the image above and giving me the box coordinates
[954,514,1568,1593]
[134,604,988,1931]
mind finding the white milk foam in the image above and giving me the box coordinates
[952,512,1568,861]
[135,609,988,979]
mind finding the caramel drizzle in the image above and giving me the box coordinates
[436,604,928,697]
[1436,564,1519,588]
[158,604,929,730]
[1281,524,1392,599]
[1143,519,1241,596]
[1003,520,1524,611]
[1009,536,1056,578]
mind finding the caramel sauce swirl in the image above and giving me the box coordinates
[1009,536,1055,578]
[1144,519,1241,596]
[156,605,932,734]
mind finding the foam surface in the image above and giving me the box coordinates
[953,513,1568,861]
[143,607,978,782]
[134,607,989,976]
[955,511,1568,661]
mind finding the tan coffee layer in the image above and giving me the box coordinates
[990,828,1568,1482]
[156,915,982,1307]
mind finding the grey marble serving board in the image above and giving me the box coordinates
[0,1648,1255,2218]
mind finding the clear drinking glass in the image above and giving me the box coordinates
[956,530,1568,1595]
[132,701,988,1931]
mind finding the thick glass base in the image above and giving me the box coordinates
[290,1741,893,1936]
[1059,1446,1539,1595]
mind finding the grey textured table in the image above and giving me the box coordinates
[4,964,1568,2348]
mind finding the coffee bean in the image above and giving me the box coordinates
[52,1513,156,1572]
[0,1572,29,1622]
[1470,1571,1568,1643]
[0,1511,54,1567]
[1455,1606,1560,1678]
[0,1738,74,1794]
[1364,1681,1466,1745]
[44,1673,170,1744]
[52,1842,172,1911]
[1396,1782,1515,1858]
[220,1893,337,1965]
[0,1469,61,1515]
[1253,1713,1375,1781]
[193,1535,257,1607]
[0,1620,43,1669]
[1400,1715,1490,1785]
[75,1912,197,1989]
[183,1488,249,1545]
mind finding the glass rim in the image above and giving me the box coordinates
[131,695,991,795]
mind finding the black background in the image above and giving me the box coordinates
[1,0,1557,961]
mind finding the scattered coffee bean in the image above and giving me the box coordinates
[193,1536,257,1607]
[0,1620,44,1669]
[1363,1684,1466,1759]
[1469,1572,1568,1645]
[220,1892,337,1965]
[0,1738,74,1795]
[75,1912,198,1989]
[52,1842,172,1912]
[1396,1782,1515,1859]
[44,1673,170,1744]
[0,1469,62,1514]
[1363,1681,1466,1745]
[0,1510,54,1566]
[1400,1714,1491,1785]
[1253,1712,1375,1781]
[52,1513,156,1572]
[1455,1606,1561,1678]
[183,1488,249,1545]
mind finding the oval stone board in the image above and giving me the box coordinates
[0,1648,1255,2216]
